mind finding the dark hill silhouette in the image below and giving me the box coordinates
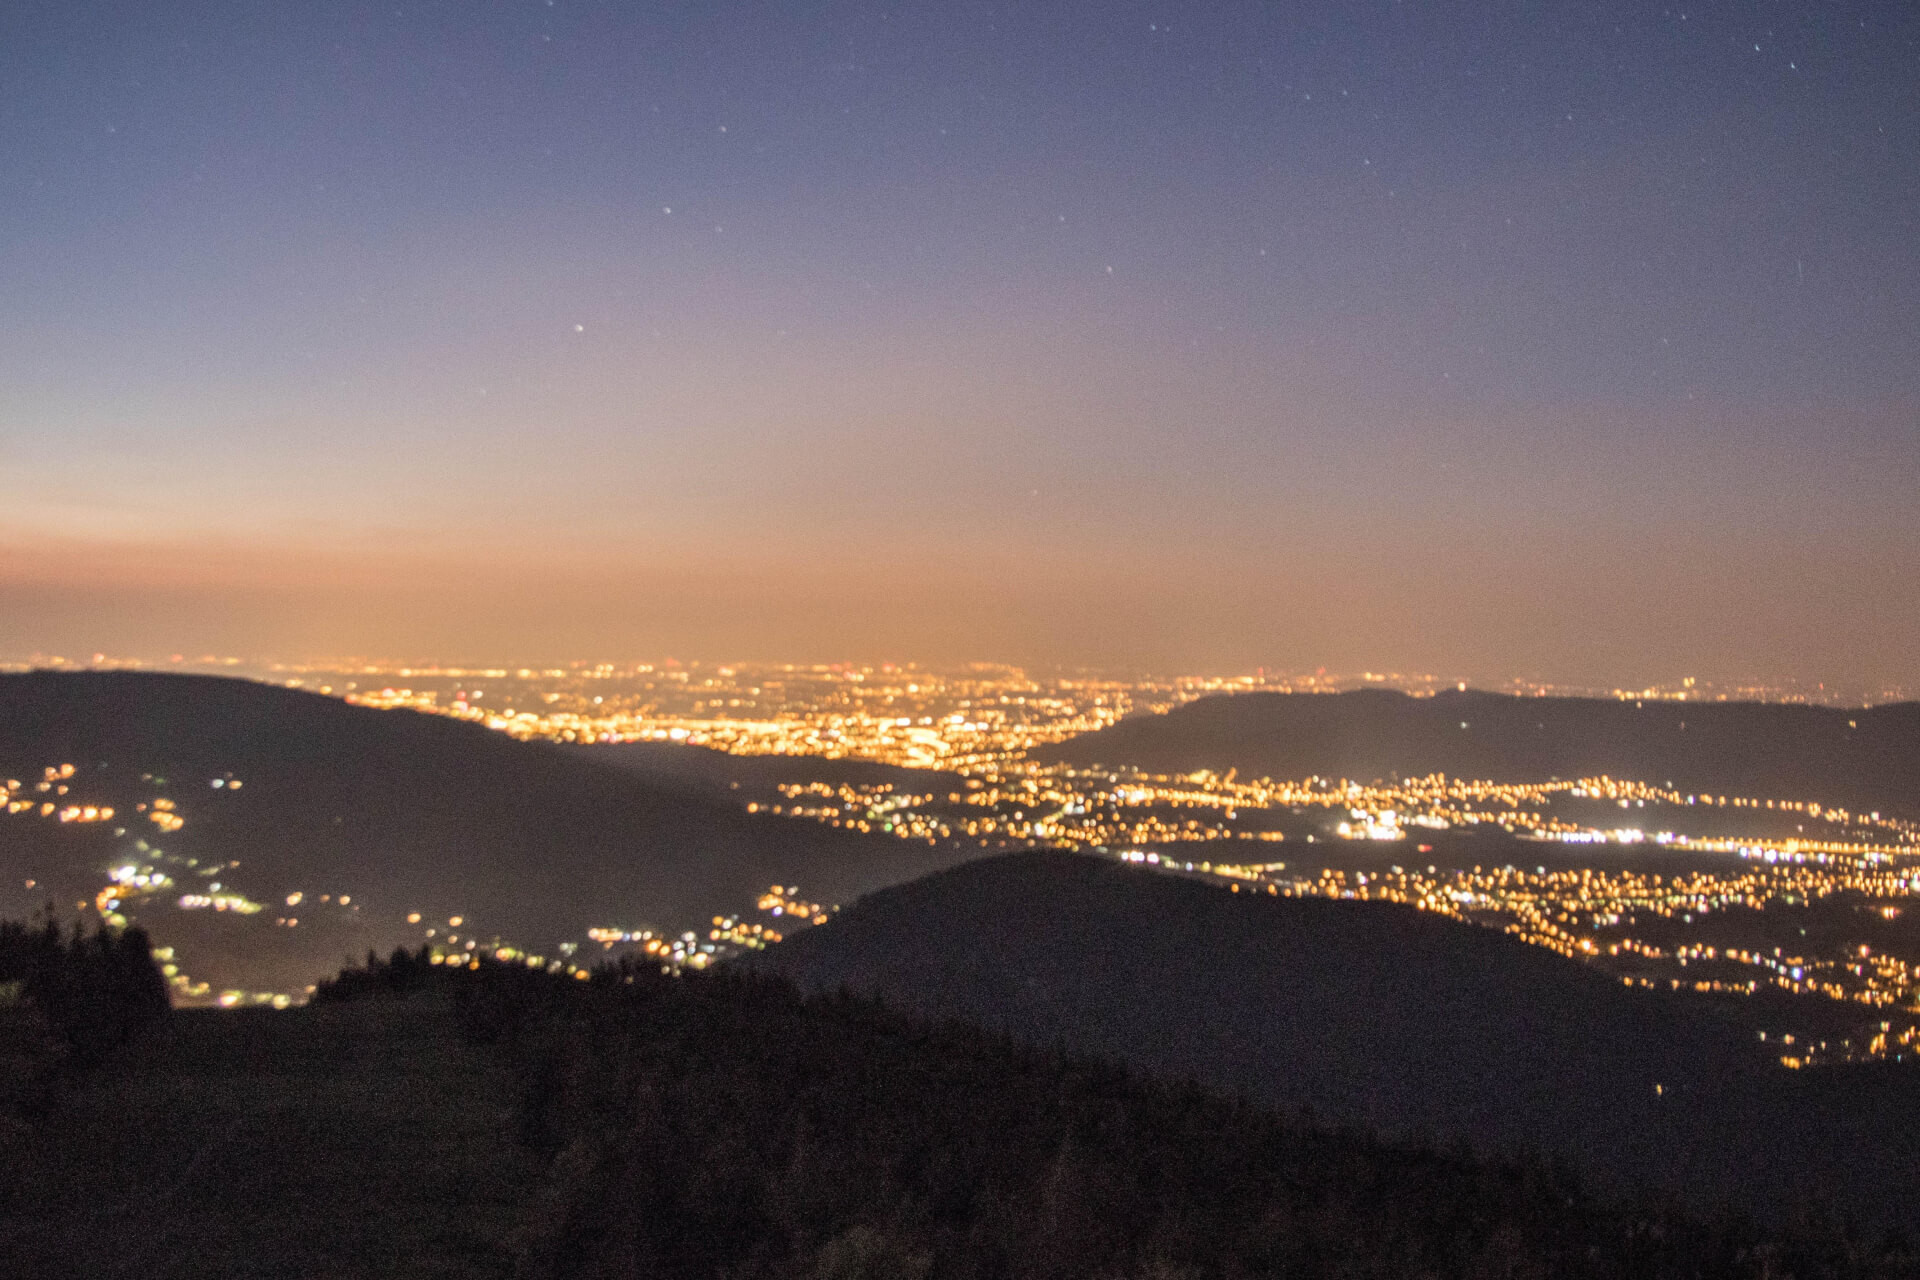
[9,962,1900,1278]
[1034,688,1920,816]
[0,672,972,994]
[371,957,1917,1278]
[749,851,1920,1224]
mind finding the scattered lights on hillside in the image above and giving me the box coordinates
[8,660,1920,1052]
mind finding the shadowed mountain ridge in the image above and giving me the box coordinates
[0,671,969,992]
[1035,689,1920,816]
[749,850,1920,1224]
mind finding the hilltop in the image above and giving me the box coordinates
[1033,688,1920,816]
[0,671,971,996]
[748,851,1920,1223]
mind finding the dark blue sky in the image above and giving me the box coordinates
[3,1,1916,683]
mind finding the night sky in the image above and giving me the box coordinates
[4,1,1916,684]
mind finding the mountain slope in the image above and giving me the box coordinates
[748,851,1920,1221]
[10,974,1888,1280]
[0,672,970,994]
[1034,688,1920,815]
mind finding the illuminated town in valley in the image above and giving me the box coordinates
[5,655,1916,1067]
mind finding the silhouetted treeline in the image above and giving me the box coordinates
[321,951,1918,1278]
[310,944,443,1002]
[0,917,170,1116]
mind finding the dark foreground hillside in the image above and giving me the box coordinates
[0,671,971,993]
[363,957,1914,1279]
[748,852,1920,1226]
[4,948,1912,1278]
[1035,688,1920,816]
[0,997,539,1279]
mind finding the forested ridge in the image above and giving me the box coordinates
[743,851,1920,1228]
[3,927,1915,1277]
[312,952,1919,1279]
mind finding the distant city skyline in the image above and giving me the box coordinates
[4,2,1915,685]
[2,651,1908,709]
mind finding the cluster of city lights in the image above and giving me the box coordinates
[8,659,1919,1062]
[312,658,1920,1064]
